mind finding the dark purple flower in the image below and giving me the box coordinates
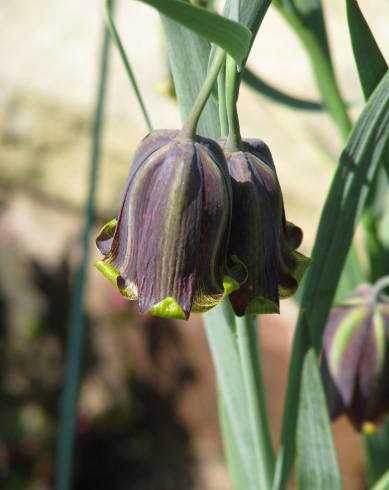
[321,281,389,430]
[219,138,309,316]
[95,130,238,320]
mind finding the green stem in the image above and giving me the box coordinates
[276,4,351,141]
[218,62,229,137]
[181,48,226,138]
[225,55,242,151]
[55,19,112,490]
[236,316,275,489]
[104,0,153,131]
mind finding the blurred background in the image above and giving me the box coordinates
[0,0,388,488]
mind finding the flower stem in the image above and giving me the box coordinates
[225,55,242,152]
[181,48,226,138]
[371,275,389,304]
[236,315,275,489]
[104,0,153,132]
[218,62,229,137]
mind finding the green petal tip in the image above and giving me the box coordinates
[223,275,240,296]
[94,260,120,287]
[148,297,187,320]
[244,296,279,316]
[98,218,117,236]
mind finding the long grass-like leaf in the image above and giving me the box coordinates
[222,0,272,69]
[364,420,389,487]
[302,73,389,346]
[346,0,388,99]
[243,67,323,111]
[55,20,112,490]
[273,72,389,490]
[219,396,250,490]
[204,302,258,490]
[297,349,343,490]
[236,316,275,488]
[137,0,251,64]
[273,0,351,140]
[104,0,152,130]
[371,469,389,490]
[346,0,389,185]
[161,17,219,137]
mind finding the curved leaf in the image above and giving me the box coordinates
[137,0,251,64]
[297,349,343,490]
[274,71,389,490]
[243,68,323,111]
[346,0,388,99]
[204,302,258,490]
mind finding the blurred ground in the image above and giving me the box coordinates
[0,0,388,488]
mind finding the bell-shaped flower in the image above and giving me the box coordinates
[219,138,309,316]
[95,130,237,320]
[320,281,389,430]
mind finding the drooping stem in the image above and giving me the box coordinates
[104,0,153,131]
[55,19,112,490]
[181,48,226,138]
[236,316,275,490]
[225,55,242,152]
[371,275,389,304]
[218,62,229,137]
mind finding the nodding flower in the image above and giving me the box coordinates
[219,138,309,316]
[95,130,239,320]
[320,279,389,431]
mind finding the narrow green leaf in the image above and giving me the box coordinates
[104,0,152,130]
[56,18,112,490]
[346,0,388,99]
[303,71,389,350]
[346,0,389,180]
[137,0,251,64]
[204,301,258,490]
[161,17,220,138]
[371,468,389,490]
[236,316,275,489]
[237,0,272,44]
[219,396,250,490]
[284,0,331,60]
[243,67,323,111]
[273,72,389,490]
[274,0,351,140]
[223,0,272,67]
[297,349,343,490]
[342,2,389,298]
[243,68,361,112]
[364,419,389,486]
[272,311,311,490]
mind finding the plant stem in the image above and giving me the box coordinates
[181,48,226,138]
[104,0,153,132]
[371,275,389,304]
[225,55,242,151]
[218,62,229,137]
[55,19,111,490]
[236,316,275,489]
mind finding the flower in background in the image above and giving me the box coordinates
[320,279,389,431]
[219,138,309,316]
[95,130,238,320]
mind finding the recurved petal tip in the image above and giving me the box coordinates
[146,297,188,320]
[96,218,117,255]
